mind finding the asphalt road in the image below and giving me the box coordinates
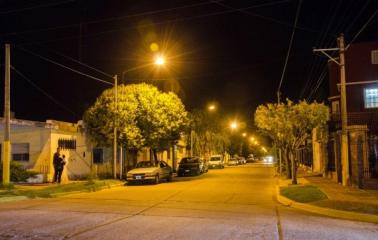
[0,164,377,240]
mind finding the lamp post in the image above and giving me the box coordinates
[114,54,166,179]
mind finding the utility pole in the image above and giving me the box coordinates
[113,75,118,179]
[313,33,349,186]
[338,34,349,186]
[2,44,11,185]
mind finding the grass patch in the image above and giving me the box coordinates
[280,185,327,203]
[0,180,123,199]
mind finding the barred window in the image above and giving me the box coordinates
[58,138,76,150]
[12,143,29,161]
[364,88,378,108]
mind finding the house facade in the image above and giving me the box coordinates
[320,41,378,188]
[0,118,189,182]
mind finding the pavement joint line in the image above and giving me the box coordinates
[275,183,378,224]
[275,206,284,240]
[65,179,204,238]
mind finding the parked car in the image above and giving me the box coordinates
[227,158,239,166]
[126,161,173,184]
[238,157,246,165]
[246,155,255,163]
[177,157,208,176]
[208,155,224,169]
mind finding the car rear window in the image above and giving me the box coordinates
[210,157,221,161]
[135,161,155,168]
[181,158,199,164]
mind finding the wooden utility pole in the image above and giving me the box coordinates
[2,44,11,185]
[313,33,349,186]
[113,75,118,179]
[338,34,350,186]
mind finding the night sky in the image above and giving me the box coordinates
[0,0,377,125]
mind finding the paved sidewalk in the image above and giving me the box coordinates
[305,176,378,215]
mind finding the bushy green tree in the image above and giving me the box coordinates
[84,83,189,162]
[255,100,328,184]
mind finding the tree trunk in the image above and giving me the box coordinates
[284,148,292,179]
[291,151,297,184]
[153,148,158,165]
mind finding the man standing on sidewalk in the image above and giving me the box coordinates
[53,148,61,183]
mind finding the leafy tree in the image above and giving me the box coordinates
[189,109,228,158]
[84,83,189,163]
[255,100,329,184]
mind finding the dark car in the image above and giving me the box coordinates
[178,157,207,176]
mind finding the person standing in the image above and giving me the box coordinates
[53,148,61,183]
[56,154,67,184]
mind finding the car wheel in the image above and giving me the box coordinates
[154,174,160,184]
[167,172,173,182]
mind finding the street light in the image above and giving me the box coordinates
[242,132,247,137]
[154,55,165,66]
[208,104,216,111]
[230,121,238,130]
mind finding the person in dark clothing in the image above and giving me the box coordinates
[56,154,67,183]
[53,148,61,183]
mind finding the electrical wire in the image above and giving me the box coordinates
[1,1,215,37]
[346,8,378,49]
[27,43,113,78]
[17,46,114,86]
[210,0,321,34]
[0,0,76,15]
[11,66,78,117]
[12,0,303,46]
[277,0,302,101]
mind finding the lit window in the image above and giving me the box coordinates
[364,88,378,108]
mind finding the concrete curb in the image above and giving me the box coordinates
[276,185,378,224]
[0,182,126,202]
[51,182,126,197]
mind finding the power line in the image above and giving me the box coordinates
[22,42,114,78]
[13,0,303,46]
[1,1,214,37]
[277,0,302,101]
[0,0,76,15]
[17,46,114,86]
[11,66,77,117]
[346,8,378,49]
[210,0,321,34]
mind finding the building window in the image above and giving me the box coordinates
[371,50,378,64]
[58,138,76,150]
[364,88,378,108]
[12,143,29,161]
[93,148,104,164]
[331,101,340,114]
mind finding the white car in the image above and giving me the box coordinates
[209,155,224,169]
[127,161,173,184]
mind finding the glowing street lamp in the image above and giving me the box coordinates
[250,136,255,142]
[230,121,238,130]
[208,104,216,111]
[154,55,165,66]
[242,132,247,137]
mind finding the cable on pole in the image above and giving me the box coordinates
[17,46,114,86]
[11,66,78,117]
[277,0,302,102]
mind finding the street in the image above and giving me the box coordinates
[0,164,377,240]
